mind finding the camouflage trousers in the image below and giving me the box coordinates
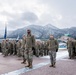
[49,50,56,65]
[68,47,73,58]
[9,48,13,55]
[39,49,44,56]
[17,48,22,57]
[35,49,39,57]
[4,48,9,56]
[13,48,16,55]
[44,49,48,56]
[20,48,25,56]
[2,48,5,54]
[75,47,76,53]
[20,48,26,61]
[24,48,33,62]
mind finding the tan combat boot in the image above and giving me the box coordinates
[25,61,30,67]
[53,65,56,68]
[29,62,33,69]
[21,59,26,64]
[53,62,56,68]
[49,65,53,67]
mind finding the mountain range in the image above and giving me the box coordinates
[8,24,76,39]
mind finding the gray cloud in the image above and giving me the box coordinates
[0,0,76,31]
[7,17,25,30]
[37,0,76,28]
[21,12,38,23]
[7,11,39,30]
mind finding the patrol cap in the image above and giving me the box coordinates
[27,29,31,33]
[50,34,54,37]
[6,38,9,41]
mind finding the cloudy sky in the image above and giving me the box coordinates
[0,0,76,31]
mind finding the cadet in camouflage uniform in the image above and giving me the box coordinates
[35,41,40,57]
[9,41,14,55]
[47,35,58,68]
[44,41,49,55]
[4,39,10,57]
[67,38,73,59]
[1,40,6,55]
[39,42,44,56]
[25,30,35,68]
[0,43,1,52]
[72,40,76,57]
[21,35,26,64]
[74,40,76,53]
[44,41,48,56]
[46,42,49,55]
[12,40,16,55]
[16,40,22,57]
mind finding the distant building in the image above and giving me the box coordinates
[58,33,74,42]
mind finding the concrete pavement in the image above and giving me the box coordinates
[22,58,76,75]
[0,50,76,75]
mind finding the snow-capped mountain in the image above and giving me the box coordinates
[8,24,76,39]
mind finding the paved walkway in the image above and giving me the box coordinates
[0,50,76,75]
[22,58,76,75]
